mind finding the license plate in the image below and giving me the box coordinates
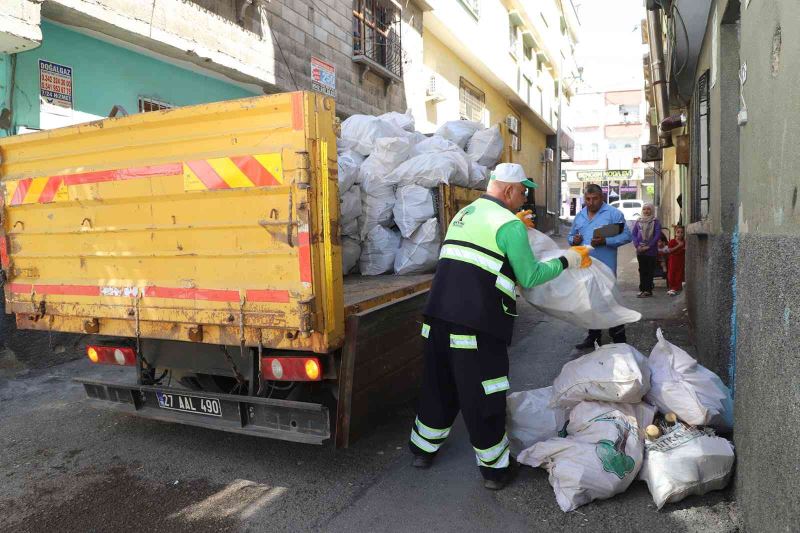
[156,391,222,417]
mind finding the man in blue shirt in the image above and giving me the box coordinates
[568,183,632,349]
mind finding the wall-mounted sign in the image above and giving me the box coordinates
[311,57,336,97]
[39,59,73,110]
[575,169,634,181]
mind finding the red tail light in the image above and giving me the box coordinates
[262,356,322,381]
[86,345,136,366]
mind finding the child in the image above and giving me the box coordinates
[666,226,686,296]
[656,232,669,279]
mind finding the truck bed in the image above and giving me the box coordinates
[343,274,433,316]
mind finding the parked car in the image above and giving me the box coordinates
[611,199,643,221]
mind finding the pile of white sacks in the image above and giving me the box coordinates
[508,329,735,512]
[337,111,503,276]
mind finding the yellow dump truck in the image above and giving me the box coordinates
[0,91,481,447]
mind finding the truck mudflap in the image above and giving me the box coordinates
[76,378,330,445]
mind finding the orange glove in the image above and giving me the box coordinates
[563,246,593,269]
[516,209,535,229]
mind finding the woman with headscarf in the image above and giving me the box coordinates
[632,203,661,298]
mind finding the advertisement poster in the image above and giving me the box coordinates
[39,59,73,111]
[311,57,336,97]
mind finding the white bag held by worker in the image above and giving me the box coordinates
[339,185,362,227]
[340,115,407,156]
[507,386,568,457]
[378,109,415,132]
[466,124,504,167]
[550,343,651,408]
[394,185,435,238]
[394,218,440,275]
[434,120,483,149]
[342,237,361,275]
[518,401,651,512]
[360,225,401,276]
[645,329,734,430]
[639,425,735,509]
[338,149,364,191]
[521,230,642,330]
[387,151,470,189]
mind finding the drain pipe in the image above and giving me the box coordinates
[646,4,670,145]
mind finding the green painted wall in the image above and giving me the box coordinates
[4,21,257,134]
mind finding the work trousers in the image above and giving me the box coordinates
[637,254,656,293]
[588,324,627,344]
[409,318,511,481]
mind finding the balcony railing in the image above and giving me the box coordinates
[352,8,403,82]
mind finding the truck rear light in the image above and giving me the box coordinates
[86,345,136,366]
[262,356,322,381]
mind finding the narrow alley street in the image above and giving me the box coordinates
[0,238,738,533]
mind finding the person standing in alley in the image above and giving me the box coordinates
[632,203,661,298]
[409,163,591,490]
[666,225,686,296]
[568,184,632,348]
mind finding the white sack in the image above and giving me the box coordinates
[519,401,651,512]
[521,229,642,330]
[645,329,734,430]
[409,136,463,157]
[551,343,651,408]
[341,217,359,239]
[468,161,489,189]
[338,149,365,191]
[639,425,735,509]
[394,219,441,275]
[339,185,362,226]
[341,237,361,275]
[467,124,504,167]
[341,115,407,156]
[435,120,484,149]
[379,109,415,132]
[507,386,568,457]
[360,225,401,275]
[359,190,396,239]
[386,151,470,189]
[358,136,413,191]
[394,185,435,238]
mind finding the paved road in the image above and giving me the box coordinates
[0,242,738,532]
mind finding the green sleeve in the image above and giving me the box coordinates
[496,220,564,289]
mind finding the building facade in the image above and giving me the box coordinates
[561,88,652,218]
[644,1,799,530]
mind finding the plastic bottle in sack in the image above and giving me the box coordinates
[645,425,662,441]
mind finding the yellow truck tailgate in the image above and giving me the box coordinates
[0,92,343,353]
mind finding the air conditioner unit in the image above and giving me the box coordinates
[542,147,554,162]
[511,134,521,151]
[641,143,663,163]
[505,115,520,134]
[425,75,445,102]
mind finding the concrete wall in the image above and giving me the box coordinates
[733,1,800,531]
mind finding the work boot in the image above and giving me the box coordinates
[574,335,601,350]
[483,458,519,490]
[412,454,434,469]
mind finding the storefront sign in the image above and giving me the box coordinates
[311,57,336,97]
[576,169,633,181]
[39,60,73,110]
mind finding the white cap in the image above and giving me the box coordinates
[489,163,538,189]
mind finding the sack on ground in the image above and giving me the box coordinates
[645,329,734,430]
[550,343,651,408]
[466,124,504,167]
[521,230,642,330]
[340,115,408,156]
[639,425,735,509]
[434,120,483,149]
[339,185,362,226]
[360,225,401,276]
[378,109,415,132]
[342,237,361,275]
[507,386,568,457]
[394,185,435,238]
[518,401,651,512]
[338,149,365,191]
[394,219,440,275]
[387,151,470,189]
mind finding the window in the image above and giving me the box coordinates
[619,104,640,123]
[138,97,172,113]
[508,19,519,57]
[691,70,710,221]
[524,44,533,61]
[352,0,403,79]
[526,77,533,106]
[459,77,485,122]
[459,0,480,18]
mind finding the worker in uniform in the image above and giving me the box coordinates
[409,163,591,490]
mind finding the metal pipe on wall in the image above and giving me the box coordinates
[646,5,670,142]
